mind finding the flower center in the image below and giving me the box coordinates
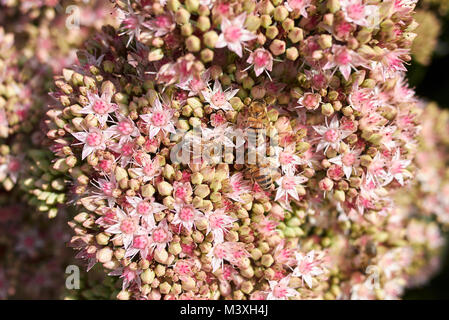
[312,74,326,88]
[153,228,168,243]
[103,209,116,224]
[101,182,114,196]
[282,177,296,190]
[342,153,356,166]
[93,100,110,115]
[209,215,224,229]
[302,93,320,109]
[154,15,171,29]
[289,0,305,10]
[217,3,230,15]
[298,260,313,274]
[212,113,226,126]
[177,263,191,275]
[175,187,187,199]
[143,163,157,176]
[224,26,242,43]
[118,120,134,135]
[179,207,194,221]
[151,111,168,127]
[86,132,103,147]
[335,49,351,65]
[99,160,112,172]
[190,78,204,92]
[324,129,339,142]
[336,21,352,36]
[120,218,136,234]
[211,92,226,106]
[214,244,227,259]
[254,51,270,67]
[280,152,294,165]
[137,201,152,215]
[133,235,148,249]
[121,143,134,156]
[273,285,288,298]
[124,16,139,29]
[391,161,404,174]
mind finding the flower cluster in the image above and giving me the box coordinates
[0,0,447,301]
[39,0,443,300]
[0,1,118,217]
[0,26,66,217]
[403,102,449,227]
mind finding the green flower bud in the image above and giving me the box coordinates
[194,184,210,198]
[97,247,113,263]
[327,0,341,13]
[261,254,274,267]
[157,181,173,196]
[186,35,201,52]
[141,269,155,284]
[96,233,110,245]
[203,31,219,48]
[286,47,299,61]
[201,48,214,62]
[185,0,199,12]
[175,8,191,24]
[274,6,289,22]
[245,15,261,32]
[167,0,181,11]
[117,290,131,300]
[197,16,211,32]
[288,28,304,43]
[266,26,279,40]
[181,23,194,36]
[148,49,164,62]
[321,103,334,117]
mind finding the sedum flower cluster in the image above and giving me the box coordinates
[0,26,66,217]
[40,0,444,300]
[403,102,449,227]
[0,1,117,217]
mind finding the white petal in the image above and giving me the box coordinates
[82,145,95,160]
[72,131,88,142]
[215,35,227,48]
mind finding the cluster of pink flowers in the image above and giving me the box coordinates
[0,0,447,300]
[40,0,446,300]
[405,103,449,226]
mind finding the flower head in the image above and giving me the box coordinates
[215,13,257,57]
[72,127,114,160]
[140,97,176,139]
[201,79,239,112]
